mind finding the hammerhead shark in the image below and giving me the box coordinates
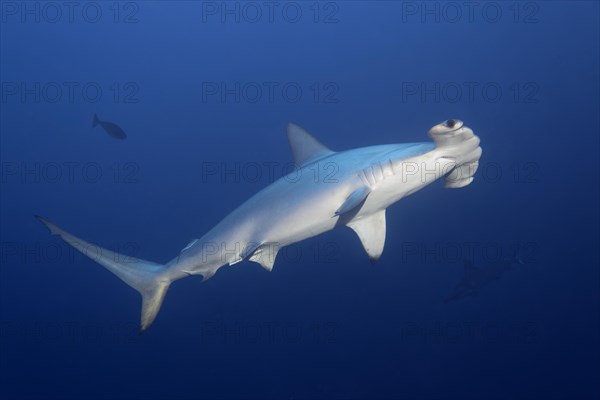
[36,120,482,331]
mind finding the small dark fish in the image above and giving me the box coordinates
[444,254,523,304]
[92,113,127,139]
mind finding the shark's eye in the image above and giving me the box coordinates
[446,119,457,128]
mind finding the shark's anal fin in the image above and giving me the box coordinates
[287,124,334,167]
[335,186,371,216]
[347,210,386,262]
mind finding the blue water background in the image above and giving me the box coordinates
[1,2,598,399]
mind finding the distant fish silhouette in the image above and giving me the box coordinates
[444,254,524,304]
[92,114,127,139]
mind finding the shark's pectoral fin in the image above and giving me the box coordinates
[242,242,280,272]
[335,186,371,216]
[287,124,334,167]
[347,210,386,262]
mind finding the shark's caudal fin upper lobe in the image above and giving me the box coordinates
[92,113,100,128]
[35,215,170,332]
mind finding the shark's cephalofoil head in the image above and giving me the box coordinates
[448,119,466,129]
[429,119,464,136]
[427,119,477,149]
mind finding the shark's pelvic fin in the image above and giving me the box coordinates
[242,242,280,272]
[248,244,280,272]
[335,186,371,216]
[347,210,387,262]
[287,123,334,167]
[35,215,171,332]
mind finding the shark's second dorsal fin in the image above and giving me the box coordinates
[287,124,334,167]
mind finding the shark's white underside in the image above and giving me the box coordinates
[37,120,482,331]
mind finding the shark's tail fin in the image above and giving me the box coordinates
[428,119,482,189]
[35,215,171,332]
[92,113,100,128]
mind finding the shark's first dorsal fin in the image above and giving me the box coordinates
[347,210,387,262]
[287,124,334,167]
